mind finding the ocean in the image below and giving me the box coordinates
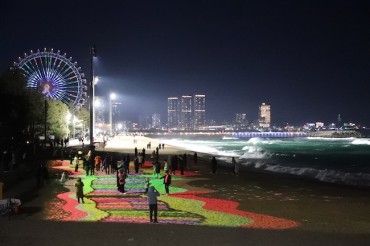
[150,134,370,188]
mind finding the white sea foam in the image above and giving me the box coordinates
[164,139,218,154]
[351,139,370,145]
[240,146,267,159]
[307,137,356,141]
[247,137,262,145]
[222,136,239,140]
[152,135,370,188]
[241,161,370,188]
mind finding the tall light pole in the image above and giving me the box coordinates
[109,93,116,136]
[89,45,97,146]
[93,77,99,139]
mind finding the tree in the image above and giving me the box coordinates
[0,71,40,138]
[0,69,88,142]
[46,99,69,139]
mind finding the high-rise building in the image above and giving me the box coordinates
[259,103,271,128]
[152,113,161,129]
[193,94,206,129]
[167,97,179,129]
[181,95,192,130]
[138,115,151,129]
[235,113,247,126]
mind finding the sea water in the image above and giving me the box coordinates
[151,135,370,188]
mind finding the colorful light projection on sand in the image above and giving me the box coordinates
[48,162,299,229]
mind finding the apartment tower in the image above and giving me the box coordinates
[167,97,179,129]
[193,94,206,129]
[259,103,271,128]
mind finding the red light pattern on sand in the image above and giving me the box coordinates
[52,160,299,229]
[57,192,88,221]
[172,191,299,229]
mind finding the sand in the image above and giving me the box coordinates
[102,135,188,155]
[1,135,370,245]
[93,135,370,235]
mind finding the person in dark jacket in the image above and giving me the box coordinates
[171,155,178,175]
[211,156,218,174]
[160,171,172,195]
[75,177,85,203]
[147,186,160,223]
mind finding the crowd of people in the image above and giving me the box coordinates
[68,142,240,223]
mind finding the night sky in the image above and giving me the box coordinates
[1,0,370,126]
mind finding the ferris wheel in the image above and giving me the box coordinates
[13,48,87,107]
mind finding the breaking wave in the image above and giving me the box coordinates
[241,161,370,188]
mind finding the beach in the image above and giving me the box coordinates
[99,135,370,234]
[103,135,187,155]
[1,135,370,245]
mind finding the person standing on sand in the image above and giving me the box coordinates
[83,157,90,176]
[117,169,126,193]
[183,153,188,170]
[125,154,130,174]
[179,155,185,175]
[163,160,169,173]
[193,152,198,165]
[74,155,79,172]
[75,177,85,203]
[102,155,109,174]
[151,150,156,162]
[142,148,146,165]
[160,170,172,195]
[147,186,160,223]
[95,155,101,171]
[36,163,49,187]
[232,157,239,176]
[155,160,161,178]
[134,157,139,173]
[144,178,150,194]
[138,153,143,167]
[171,155,178,175]
[211,156,218,174]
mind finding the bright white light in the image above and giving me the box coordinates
[94,76,99,85]
[110,93,116,100]
[95,98,101,107]
[66,111,71,123]
[73,116,79,123]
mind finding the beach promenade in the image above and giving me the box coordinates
[1,135,370,245]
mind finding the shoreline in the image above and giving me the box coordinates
[1,135,370,244]
[95,135,370,191]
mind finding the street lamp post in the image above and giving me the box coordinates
[89,45,97,146]
[109,93,116,136]
[93,77,99,140]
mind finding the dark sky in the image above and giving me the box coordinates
[1,0,370,126]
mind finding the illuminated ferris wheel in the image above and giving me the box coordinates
[13,48,87,107]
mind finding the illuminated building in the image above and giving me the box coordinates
[259,103,271,128]
[194,95,206,129]
[181,95,192,130]
[152,113,161,129]
[167,97,179,129]
[139,115,151,129]
[235,113,247,126]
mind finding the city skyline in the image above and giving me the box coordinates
[1,1,369,126]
